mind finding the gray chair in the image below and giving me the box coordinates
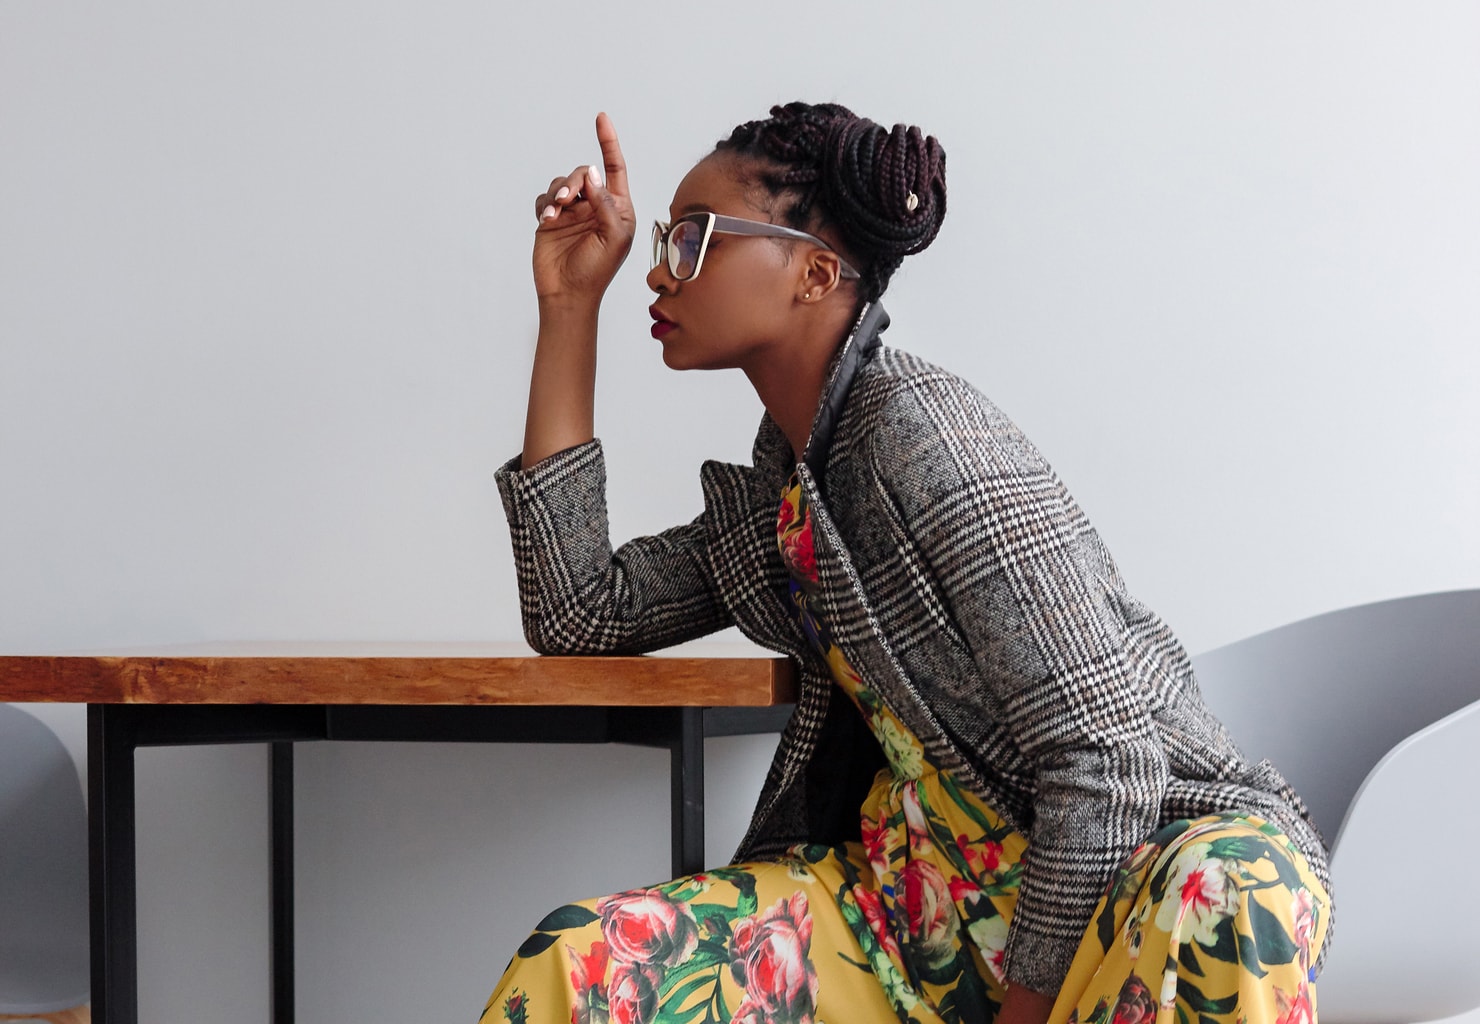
[1192,589,1480,1024]
[0,704,89,1023]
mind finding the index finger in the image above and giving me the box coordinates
[595,111,630,198]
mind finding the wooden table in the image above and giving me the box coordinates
[0,643,797,1024]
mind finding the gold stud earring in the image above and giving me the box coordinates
[804,291,812,299]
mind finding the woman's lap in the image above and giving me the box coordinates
[481,813,1331,1024]
[1052,814,1331,1024]
[480,851,904,1024]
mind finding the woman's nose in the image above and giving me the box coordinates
[646,262,676,294]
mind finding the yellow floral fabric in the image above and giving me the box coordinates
[478,476,1330,1024]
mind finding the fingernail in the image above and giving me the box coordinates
[555,187,570,200]
[587,164,602,189]
[541,205,556,220]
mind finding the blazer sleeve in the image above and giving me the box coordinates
[495,439,733,654]
[870,373,1170,995]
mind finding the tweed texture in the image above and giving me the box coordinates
[494,306,1331,995]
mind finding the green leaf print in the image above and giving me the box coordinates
[1147,862,1173,907]
[1248,898,1298,965]
[1198,915,1239,965]
[835,881,922,1020]
[1236,932,1269,979]
[653,997,710,1024]
[696,867,760,911]
[1175,978,1239,1015]
[974,861,1024,897]
[915,949,966,987]
[1178,939,1206,977]
[1265,847,1310,893]
[1094,896,1117,953]
[515,931,558,959]
[533,904,599,931]
[1146,820,1195,903]
[653,946,727,1000]
[710,977,729,1024]
[658,969,724,1018]
[1206,834,1268,865]
[937,956,991,1024]
[919,788,966,853]
[939,773,1014,840]
[800,843,834,863]
[1083,994,1112,1024]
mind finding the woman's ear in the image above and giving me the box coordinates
[797,249,845,303]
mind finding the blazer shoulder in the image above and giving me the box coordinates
[844,346,1047,478]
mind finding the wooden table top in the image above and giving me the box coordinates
[0,642,797,707]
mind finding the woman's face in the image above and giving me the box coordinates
[646,155,807,372]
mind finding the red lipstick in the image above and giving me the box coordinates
[649,305,676,340]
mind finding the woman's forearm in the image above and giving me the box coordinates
[998,982,1057,1024]
[522,297,600,468]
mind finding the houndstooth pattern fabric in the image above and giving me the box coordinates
[494,305,1332,994]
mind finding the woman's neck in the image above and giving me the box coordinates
[742,308,855,463]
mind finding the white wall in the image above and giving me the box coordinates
[3,1,1478,1021]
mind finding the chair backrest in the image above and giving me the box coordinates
[1190,590,1480,1024]
[1190,589,1480,842]
[0,703,90,1015]
[1311,698,1480,1023]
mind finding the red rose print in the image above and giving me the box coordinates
[900,783,932,853]
[1108,975,1154,1024]
[607,962,662,1024]
[567,941,609,1024]
[1274,983,1314,1024]
[730,893,819,1024]
[861,814,891,878]
[852,884,901,959]
[780,512,819,583]
[949,876,984,907]
[596,889,700,967]
[503,988,529,1024]
[959,835,1003,876]
[1291,887,1316,966]
[729,999,767,1024]
[900,859,960,969]
[777,495,797,534]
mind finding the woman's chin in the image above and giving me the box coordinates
[659,340,702,371]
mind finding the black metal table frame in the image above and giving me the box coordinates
[86,701,793,1024]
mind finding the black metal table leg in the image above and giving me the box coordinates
[270,742,295,1024]
[89,704,139,1024]
[671,708,705,878]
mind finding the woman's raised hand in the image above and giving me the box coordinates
[531,112,636,306]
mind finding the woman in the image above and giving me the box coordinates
[484,103,1331,1024]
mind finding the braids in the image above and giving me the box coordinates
[715,101,947,302]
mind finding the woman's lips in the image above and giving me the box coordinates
[649,305,676,340]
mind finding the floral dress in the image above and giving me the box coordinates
[480,474,1330,1024]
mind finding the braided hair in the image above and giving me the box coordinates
[715,101,947,303]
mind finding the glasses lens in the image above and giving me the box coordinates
[651,223,665,271]
[669,219,704,280]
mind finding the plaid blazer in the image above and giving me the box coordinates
[495,302,1331,994]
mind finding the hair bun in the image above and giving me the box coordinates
[821,117,946,260]
[715,101,948,301]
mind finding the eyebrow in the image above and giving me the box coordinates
[674,203,710,217]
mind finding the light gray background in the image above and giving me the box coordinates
[3,2,1478,1021]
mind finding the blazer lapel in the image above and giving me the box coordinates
[796,462,982,784]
